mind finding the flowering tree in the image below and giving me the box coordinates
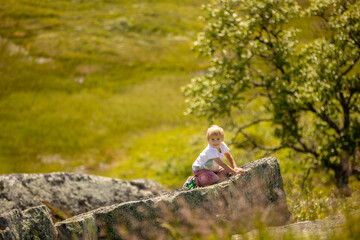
[183,0,360,194]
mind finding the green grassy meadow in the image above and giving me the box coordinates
[0,0,210,186]
[1,0,359,237]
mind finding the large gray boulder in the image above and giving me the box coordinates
[0,172,166,220]
[56,157,292,239]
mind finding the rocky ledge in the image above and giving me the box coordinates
[0,172,166,220]
[0,157,291,239]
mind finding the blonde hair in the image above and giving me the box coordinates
[206,125,224,140]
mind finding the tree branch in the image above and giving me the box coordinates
[301,166,318,190]
[285,107,319,157]
[347,91,354,106]
[338,91,350,131]
[235,118,272,132]
[306,103,342,135]
[291,145,311,154]
[346,82,359,111]
[232,127,320,159]
[350,32,360,48]
[297,139,319,157]
[321,156,338,171]
[233,129,320,158]
[263,26,286,75]
[353,167,360,180]
[249,65,266,87]
[232,129,285,152]
[350,78,360,93]
[350,94,359,111]
[255,27,286,76]
[340,54,360,78]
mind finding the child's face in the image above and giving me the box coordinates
[208,134,223,149]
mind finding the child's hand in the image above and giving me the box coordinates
[234,167,245,176]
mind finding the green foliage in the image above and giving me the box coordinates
[183,0,360,191]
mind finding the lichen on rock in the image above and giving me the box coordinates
[0,172,166,222]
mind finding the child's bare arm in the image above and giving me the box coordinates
[213,157,242,175]
[224,152,237,168]
[224,153,245,176]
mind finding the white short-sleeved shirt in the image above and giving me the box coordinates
[192,142,230,172]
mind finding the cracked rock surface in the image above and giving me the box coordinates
[0,172,166,218]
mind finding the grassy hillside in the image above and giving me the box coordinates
[0,0,211,187]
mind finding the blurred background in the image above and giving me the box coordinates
[0,0,359,223]
[0,0,214,188]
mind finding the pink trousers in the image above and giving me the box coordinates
[193,167,229,187]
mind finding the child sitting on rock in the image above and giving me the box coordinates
[184,125,245,189]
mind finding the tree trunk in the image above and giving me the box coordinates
[334,151,353,196]
[334,167,351,196]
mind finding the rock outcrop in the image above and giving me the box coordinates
[0,157,291,239]
[0,172,166,220]
[56,157,291,239]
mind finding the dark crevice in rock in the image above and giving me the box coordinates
[0,216,8,230]
[129,181,147,190]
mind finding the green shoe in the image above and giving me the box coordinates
[183,176,197,189]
